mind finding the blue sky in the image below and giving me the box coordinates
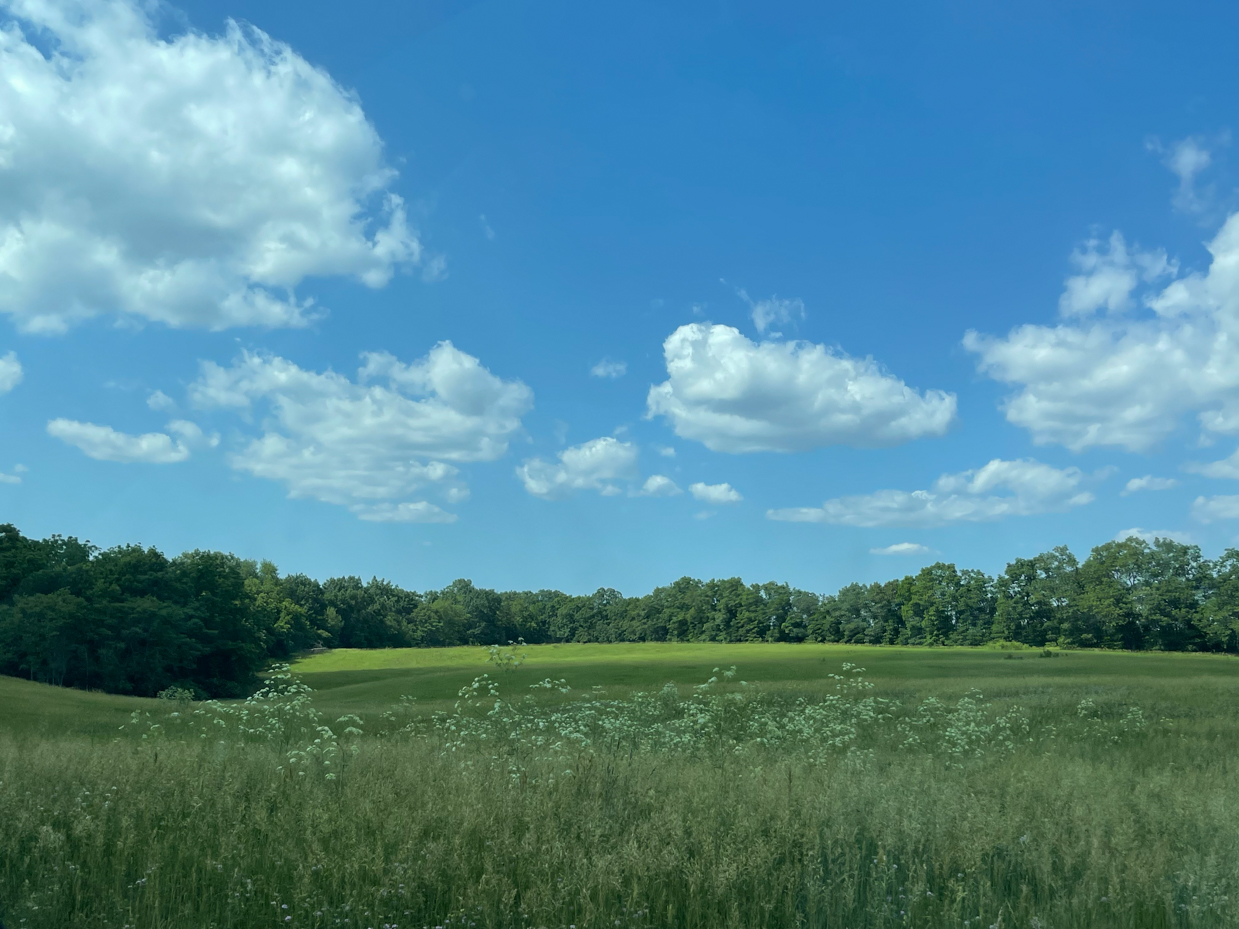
[1,0,1237,594]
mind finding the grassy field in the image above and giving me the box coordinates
[4,644,1239,928]
[290,641,1239,715]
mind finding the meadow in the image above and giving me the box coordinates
[3,643,1239,929]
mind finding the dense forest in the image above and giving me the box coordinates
[3,522,1239,697]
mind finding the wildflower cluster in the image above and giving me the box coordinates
[122,665,364,780]
[416,663,1133,774]
[120,663,1155,783]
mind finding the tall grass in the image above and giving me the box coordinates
[2,662,1237,928]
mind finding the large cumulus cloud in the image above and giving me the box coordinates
[0,0,421,333]
[965,212,1239,452]
[646,323,956,453]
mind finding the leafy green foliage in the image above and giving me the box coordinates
[6,523,1239,700]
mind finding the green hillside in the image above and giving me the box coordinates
[6,642,1238,733]
[290,641,1239,716]
[0,674,158,738]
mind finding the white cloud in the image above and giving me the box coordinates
[1192,495,1239,523]
[47,417,213,463]
[735,287,805,335]
[1186,448,1239,480]
[0,466,20,484]
[768,458,1094,528]
[1057,232,1173,318]
[1163,137,1213,214]
[420,253,448,283]
[517,436,639,500]
[870,542,934,556]
[479,214,495,240]
[965,211,1239,451]
[656,445,676,458]
[354,501,456,524]
[1122,475,1180,495]
[647,323,956,453]
[633,474,681,497]
[190,343,532,520]
[590,359,627,379]
[0,351,21,392]
[1114,527,1194,544]
[689,481,742,504]
[0,0,421,334]
[146,389,176,412]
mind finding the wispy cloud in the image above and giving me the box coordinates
[870,542,935,556]
[590,359,627,379]
[48,419,217,464]
[730,284,806,336]
[769,459,1096,528]
[0,352,22,394]
[1122,475,1179,495]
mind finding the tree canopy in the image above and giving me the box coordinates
[3,523,1238,697]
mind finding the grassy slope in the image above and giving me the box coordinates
[289,642,1239,716]
[0,674,158,738]
[4,642,1238,733]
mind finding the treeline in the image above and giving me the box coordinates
[3,523,1239,697]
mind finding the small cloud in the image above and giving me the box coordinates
[1192,495,1239,523]
[480,214,495,240]
[1121,475,1179,495]
[1114,527,1194,544]
[1186,449,1239,480]
[553,420,570,445]
[693,510,713,520]
[732,285,806,336]
[632,474,681,497]
[146,390,176,412]
[0,469,21,485]
[0,351,22,394]
[769,458,1094,528]
[689,481,742,504]
[1152,136,1214,214]
[47,418,206,464]
[14,464,27,472]
[517,436,639,500]
[691,303,707,317]
[656,445,676,458]
[870,542,934,556]
[590,359,627,379]
[353,501,457,523]
[421,254,448,283]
